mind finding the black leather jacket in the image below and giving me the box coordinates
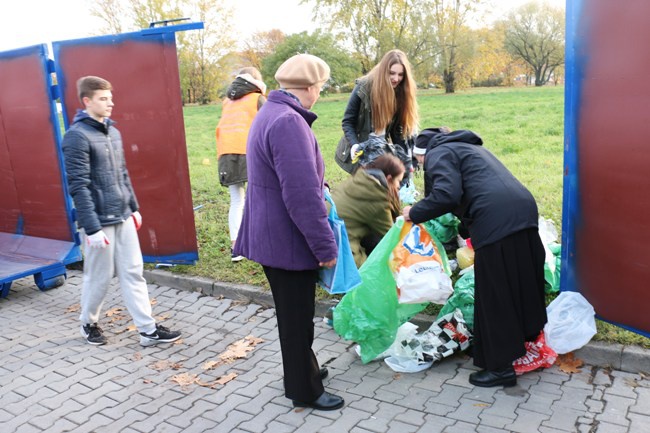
[342,79,408,149]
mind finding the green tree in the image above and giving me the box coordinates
[307,0,484,93]
[503,1,565,86]
[307,0,424,73]
[261,30,361,91]
[128,0,183,28]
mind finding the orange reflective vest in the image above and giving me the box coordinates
[215,93,261,157]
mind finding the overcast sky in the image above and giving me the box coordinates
[0,0,565,53]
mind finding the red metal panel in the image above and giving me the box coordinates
[0,49,71,241]
[54,37,197,261]
[575,1,650,334]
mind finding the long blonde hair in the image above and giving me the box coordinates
[365,50,418,139]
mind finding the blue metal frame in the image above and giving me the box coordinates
[52,23,202,266]
[560,0,584,294]
[562,1,650,338]
[0,45,81,297]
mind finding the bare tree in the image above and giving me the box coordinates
[88,0,126,34]
[178,0,235,104]
[503,1,565,86]
[240,30,286,71]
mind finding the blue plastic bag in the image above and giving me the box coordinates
[318,190,362,294]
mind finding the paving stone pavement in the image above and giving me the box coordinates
[1,270,649,433]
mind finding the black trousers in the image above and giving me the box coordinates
[263,266,324,402]
[473,228,548,370]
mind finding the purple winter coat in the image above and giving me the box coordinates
[234,90,337,270]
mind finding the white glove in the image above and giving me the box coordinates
[86,230,110,249]
[351,144,361,158]
[132,211,142,231]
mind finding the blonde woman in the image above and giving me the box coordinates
[336,49,419,174]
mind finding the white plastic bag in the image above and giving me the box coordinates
[385,356,433,373]
[395,261,453,304]
[544,291,597,354]
[391,222,454,305]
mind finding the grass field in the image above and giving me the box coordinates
[172,85,649,349]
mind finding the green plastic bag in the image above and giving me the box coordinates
[333,218,428,363]
[544,242,561,294]
[438,269,475,330]
[423,213,460,244]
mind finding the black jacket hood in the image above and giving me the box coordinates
[226,77,263,100]
[417,129,483,153]
[72,109,115,134]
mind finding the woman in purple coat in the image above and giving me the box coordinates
[234,54,343,410]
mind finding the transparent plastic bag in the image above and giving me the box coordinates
[544,291,597,354]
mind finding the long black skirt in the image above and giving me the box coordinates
[472,228,548,370]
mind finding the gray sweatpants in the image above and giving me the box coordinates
[79,217,156,334]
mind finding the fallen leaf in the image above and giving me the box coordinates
[173,338,184,345]
[215,372,238,385]
[108,314,126,323]
[474,403,491,407]
[202,360,223,370]
[66,304,81,313]
[150,298,158,305]
[155,314,170,321]
[105,307,124,317]
[171,373,199,389]
[294,408,305,413]
[557,353,584,374]
[149,360,183,371]
[393,373,402,380]
[143,379,152,384]
[133,353,143,361]
[218,335,264,363]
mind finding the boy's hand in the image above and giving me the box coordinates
[87,230,110,248]
[132,211,142,230]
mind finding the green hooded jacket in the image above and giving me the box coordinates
[331,169,394,267]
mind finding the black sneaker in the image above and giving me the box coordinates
[231,248,244,262]
[139,324,181,347]
[81,323,107,346]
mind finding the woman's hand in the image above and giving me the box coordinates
[402,206,412,221]
[319,258,337,269]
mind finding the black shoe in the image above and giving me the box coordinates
[469,366,517,388]
[140,324,181,346]
[293,392,344,411]
[81,323,107,345]
[320,367,328,379]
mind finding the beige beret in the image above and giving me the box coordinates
[274,54,330,88]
